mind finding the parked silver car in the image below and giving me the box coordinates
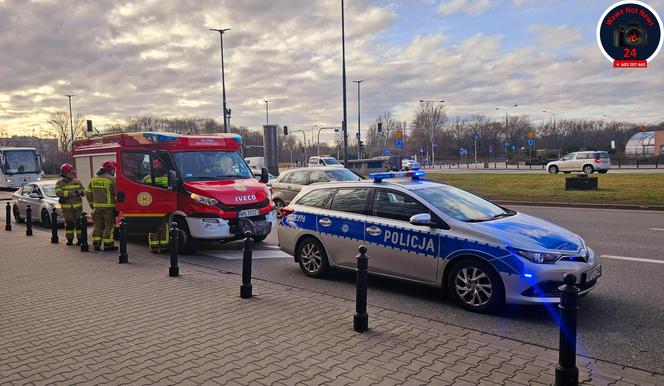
[271,167,362,210]
[11,180,64,227]
[546,151,611,174]
[277,171,601,313]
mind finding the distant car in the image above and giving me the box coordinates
[546,151,611,174]
[308,156,343,168]
[271,167,362,210]
[250,169,276,186]
[11,180,64,227]
[402,159,420,171]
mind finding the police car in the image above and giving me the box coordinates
[277,171,601,313]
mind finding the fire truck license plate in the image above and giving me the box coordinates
[238,209,260,218]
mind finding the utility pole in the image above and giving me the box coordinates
[210,28,231,133]
[543,110,558,153]
[419,100,445,167]
[264,100,270,126]
[65,94,75,150]
[353,80,363,159]
[341,0,349,166]
[496,105,518,159]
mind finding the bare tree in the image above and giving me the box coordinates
[411,102,447,164]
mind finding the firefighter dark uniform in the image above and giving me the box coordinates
[86,161,117,251]
[55,164,85,245]
[143,163,170,253]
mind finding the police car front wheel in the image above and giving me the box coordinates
[447,258,505,313]
[296,238,330,278]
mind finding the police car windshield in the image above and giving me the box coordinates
[415,186,511,222]
[173,151,252,181]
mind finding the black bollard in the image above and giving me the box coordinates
[354,245,369,332]
[240,231,254,298]
[50,208,59,243]
[25,205,33,236]
[169,222,179,277]
[5,202,11,231]
[555,273,579,386]
[118,217,128,264]
[79,212,89,252]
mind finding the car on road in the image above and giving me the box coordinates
[402,159,420,171]
[277,171,601,313]
[11,180,64,227]
[271,167,362,210]
[308,156,343,167]
[546,151,611,174]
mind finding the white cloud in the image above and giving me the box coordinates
[527,24,582,50]
[438,0,492,16]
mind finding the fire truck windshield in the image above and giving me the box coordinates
[173,151,252,182]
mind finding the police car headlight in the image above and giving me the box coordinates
[509,247,562,264]
[190,193,219,206]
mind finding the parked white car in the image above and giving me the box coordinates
[546,151,611,174]
[308,156,343,167]
[401,159,420,171]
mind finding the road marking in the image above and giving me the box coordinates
[649,228,664,231]
[600,254,664,265]
[204,249,290,260]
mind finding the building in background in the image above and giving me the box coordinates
[624,131,664,158]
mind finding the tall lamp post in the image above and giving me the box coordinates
[353,80,364,159]
[419,99,445,166]
[543,110,558,154]
[603,114,619,151]
[264,100,270,126]
[65,94,75,150]
[341,0,349,166]
[496,105,518,159]
[210,27,231,133]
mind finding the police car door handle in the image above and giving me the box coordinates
[318,218,332,227]
[366,226,382,236]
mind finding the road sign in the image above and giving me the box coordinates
[382,147,390,155]
[488,144,494,153]
[395,139,403,148]
[611,140,616,150]
[459,148,465,156]
[474,132,480,140]
[419,147,424,153]
[512,144,516,151]
[527,138,534,146]
[395,130,403,139]
[527,130,535,139]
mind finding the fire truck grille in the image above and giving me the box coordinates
[215,198,270,212]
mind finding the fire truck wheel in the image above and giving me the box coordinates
[252,235,268,242]
[175,217,198,254]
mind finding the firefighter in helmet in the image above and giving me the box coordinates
[86,160,117,251]
[55,163,85,245]
[144,158,171,253]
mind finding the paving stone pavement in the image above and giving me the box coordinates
[1,227,663,386]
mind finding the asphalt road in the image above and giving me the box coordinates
[174,206,664,374]
[2,187,662,373]
[421,165,664,174]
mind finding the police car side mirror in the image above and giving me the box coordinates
[410,213,433,226]
[167,170,180,188]
[260,167,269,184]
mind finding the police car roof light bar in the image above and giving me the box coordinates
[368,170,425,182]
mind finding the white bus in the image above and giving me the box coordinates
[0,147,44,188]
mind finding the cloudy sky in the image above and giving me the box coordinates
[1,0,663,141]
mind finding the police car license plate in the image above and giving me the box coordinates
[238,209,259,218]
[583,264,602,282]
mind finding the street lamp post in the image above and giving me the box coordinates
[210,28,231,133]
[543,110,558,154]
[264,100,270,126]
[496,105,518,159]
[603,114,619,150]
[317,127,341,156]
[341,0,349,166]
[353,80,364,159]
[65,94,75,149]
[419,100,445,167]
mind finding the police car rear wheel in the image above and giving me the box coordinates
[297,238,329,278]
[447,258,504,313]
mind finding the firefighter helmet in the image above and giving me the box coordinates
[60,163,74,176]
[102,160,116,174]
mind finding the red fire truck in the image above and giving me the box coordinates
[72,132,276,253]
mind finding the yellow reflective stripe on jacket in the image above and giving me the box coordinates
[94,203,115,208]
[90,179,110,189]
[63,184,81,189]
[61,203,82,209]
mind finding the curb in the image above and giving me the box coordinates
[496,200,664,211]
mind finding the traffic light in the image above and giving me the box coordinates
[377,122,383,132]
[283,126,288,135]
[359,141,365,151]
